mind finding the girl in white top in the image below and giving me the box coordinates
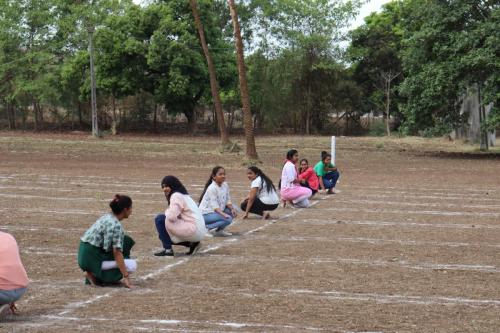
[199,166,237,237]
[241,166,279,219]
[280,149,312,208]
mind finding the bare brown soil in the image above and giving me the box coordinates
[0,132,499,333]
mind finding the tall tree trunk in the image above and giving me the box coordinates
[111,95,118,135]
[88,27,99,137]
[228,105,235,134]
[185,108,197,134]
[228,0,258,160]
[478,83,488,151]
[77,101,82,128]
[11,104,16,130]
[385,80,391,136]
[153,103,158,132]
[33,99,39,131]
[6,102,16,130]
[306,84,312,135]
[190,0,230,145]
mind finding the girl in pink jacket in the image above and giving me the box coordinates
[153,176,206,257]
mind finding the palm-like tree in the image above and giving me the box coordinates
[228,0,258,160]
[189,0,230,145]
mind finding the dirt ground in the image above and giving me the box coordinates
[0,132,499,333]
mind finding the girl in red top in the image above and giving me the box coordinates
[298,159,319,196]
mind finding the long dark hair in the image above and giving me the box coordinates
[161,176,188,204]
[248,166,276,193]
[109,194,132,215]
[199,166,224,204]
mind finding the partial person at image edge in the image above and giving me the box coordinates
[0,231,29,318]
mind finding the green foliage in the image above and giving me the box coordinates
[1,0,495,140]
[348,1,404,118]
[399,0,499,134]
[369,122,386,137]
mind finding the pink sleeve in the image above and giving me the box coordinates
[299,168,312,180]
[165,193,184,223]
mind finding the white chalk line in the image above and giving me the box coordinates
[3,192,500,216]
[268,288,500,307]
[0,224,86,232]
[54,197,326,318]
[0,185,162,196]
[4,173,499,194]
[4,214,500,237]
[3,182,500,205]
[348,184,499,194]
[299,218,500,230]
[162,282,500,307]
[347,192,500,203]
[38,314,330,332]
[332,198,500,211]
[2,174,499,200]
[204,254,500,273]
[251,235,500,249]
[315,207,500,217]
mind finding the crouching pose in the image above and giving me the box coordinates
[78,195,137,288]
[298,158,319,196]
[280,149,312,208]
[241,166,279,219]
[154,176,205,257]
[0,231,29,317]
[199,166,237,237]
[314,151,340,194]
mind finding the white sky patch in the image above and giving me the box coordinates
[351,0,393,29]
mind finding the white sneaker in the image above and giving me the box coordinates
[332,188,341,194]
[204,228,214,238]
[214,230,232,237]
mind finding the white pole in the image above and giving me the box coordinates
[331,136,336,166]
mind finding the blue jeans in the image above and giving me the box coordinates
[154,214,191,250]
[203,207,232,231]
[0,287,27,305]
[323,170,340,189]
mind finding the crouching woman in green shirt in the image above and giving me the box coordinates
[78,194,136,288]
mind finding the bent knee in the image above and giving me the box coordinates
[125,259,137,273]
[155,214,166,224]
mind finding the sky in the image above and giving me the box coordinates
[131,0,393,30]
[351,0,392,29]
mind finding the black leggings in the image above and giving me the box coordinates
[301,182,318,195]
[241,198,279,216]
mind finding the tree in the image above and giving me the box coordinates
[375,70,400,136]
[190,0,230,145]
[348,1,404,128]
[398,0,499,144]
[228,0,258,160]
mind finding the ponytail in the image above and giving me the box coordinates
[199,166,224,204]
[248,166,276,193]
[109,194,132,215]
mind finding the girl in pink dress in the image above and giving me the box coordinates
[280,149,312,208]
